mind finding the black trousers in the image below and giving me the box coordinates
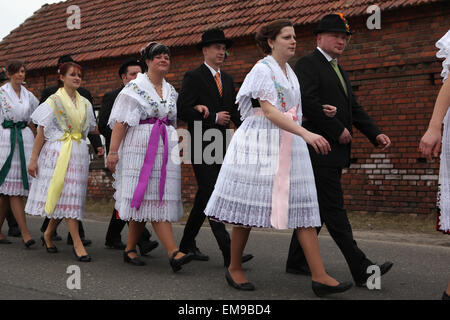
[286,166,372,282]
[40,217,85,239]
[105,209,152,244]
[179,162,231,261]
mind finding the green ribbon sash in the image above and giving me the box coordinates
[0,120,29,190]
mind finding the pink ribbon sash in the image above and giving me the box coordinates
[130,117,169,210]
[253,107,298,229]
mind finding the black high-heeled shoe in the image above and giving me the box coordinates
[169,250,194,272]
[225,269,255,291]
[123,249,146,266]
[23,238,36,248]
[312,280,353,297]
[72,247,91,262]
[41,236,58,253]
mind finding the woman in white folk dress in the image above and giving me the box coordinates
[419,29,450,300]
[204,20,353,297]
[0,60,38,247]
[26,62,98,262]
[106,42,193,272]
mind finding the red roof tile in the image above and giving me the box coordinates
[0,0,441,71]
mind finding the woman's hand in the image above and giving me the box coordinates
[419,127,441,161]
[28,160,38,178]
[322,104,337,118]
[106,153,119,173]
[302,131,331,155]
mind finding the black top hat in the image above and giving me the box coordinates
[314,13,352,35]
[196,28,233,50]
[118,57,143,78]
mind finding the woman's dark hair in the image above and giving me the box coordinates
[140,42,171,71]
[58,62,83,87]
[255,19,293,54]
[6,60,25,76]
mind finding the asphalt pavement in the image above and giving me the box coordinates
[0,215,449,300]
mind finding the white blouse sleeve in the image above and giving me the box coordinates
[235,62,278,120]
[31,102,55,128]
[108,91,145,130]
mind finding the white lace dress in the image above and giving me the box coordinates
[436,30,450,233]
[25,99,96,220]
[0,83,38,196]
[204,55,321,229]
[108,73,183,222]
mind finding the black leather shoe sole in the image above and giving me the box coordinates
[312,281,353,297]
[170,251,194,272]
[225,270,255,291]
[138,240,159,256]
[192,252,210,261]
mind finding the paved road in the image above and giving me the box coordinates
[0,216,448,300]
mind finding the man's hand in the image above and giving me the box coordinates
[376,134,391,150]
[96,147,105,157]
[339,128,352,144]
[322,104,337,118]
[217,111,231,126]
[194,105,209,118]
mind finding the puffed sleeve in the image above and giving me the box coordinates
[235,62,277,120]
[108,90,145,130]
[31,102,54,128]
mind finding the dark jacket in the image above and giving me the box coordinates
[177,63,241,163]
[39,85,103,151]
[98,87,123,153]
[295,49,381,168]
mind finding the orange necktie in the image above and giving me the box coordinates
[215,72,223,96]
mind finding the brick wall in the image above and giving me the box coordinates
[23,2,450,215]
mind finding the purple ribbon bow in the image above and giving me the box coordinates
[130,117,169,210]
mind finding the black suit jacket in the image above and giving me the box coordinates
[39,85,103,151]
[98,87,123,153]
[177,64,242,163]
[295,49,381,168]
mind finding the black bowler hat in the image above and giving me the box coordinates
[196,28,233,50]
[314,13,352,35]
[118,57,143,78]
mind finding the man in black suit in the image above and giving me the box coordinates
[98,58,158,254]
[286,14,393,287]
[39,54,104,246]
[177,29,253,267]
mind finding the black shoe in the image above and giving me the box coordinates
[442,291,450,300]
[312,280,353,297]
[224,253,254,267]
[190,248,209,261]
[123,249,146,266]
[23,239,36,248]
[41,236,58,253]
[286,264,312,276]
[8,227,21,237]
[0,238,12,244]
[355,261,394,287]
[137,240,159,256]
[169,250,194,272]
[67,237,92,246]
[72,247,91,262]
[225,269,255,291]
[105,240,126,250]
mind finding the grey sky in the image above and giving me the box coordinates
[0,0,64,41]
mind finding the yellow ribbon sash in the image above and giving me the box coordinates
[44,88,89,215]
[44,132,82,215]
